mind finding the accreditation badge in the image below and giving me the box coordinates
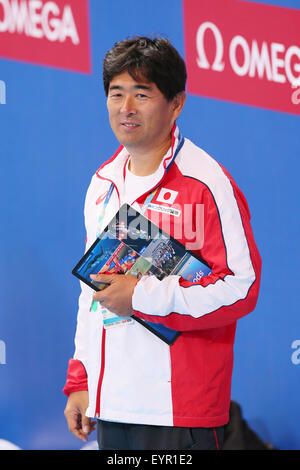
[101,305,134,329]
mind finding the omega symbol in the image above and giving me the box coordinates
[196,21,225,72]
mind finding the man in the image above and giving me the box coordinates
[63,37,262,450]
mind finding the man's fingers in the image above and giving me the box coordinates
[90,273,113,284]
[92,289,108,304]
[82,415,96,435]
[91,274,115,304]
[89,273,137,316]
[66,413,96,441]
[65,409,88,441]
[64,391,94,442]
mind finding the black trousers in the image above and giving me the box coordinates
[97,420,224,450]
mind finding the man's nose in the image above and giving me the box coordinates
[120,96,136,115]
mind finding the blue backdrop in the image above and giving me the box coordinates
[0,0,299,450]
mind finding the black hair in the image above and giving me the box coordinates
[103,36,187,101]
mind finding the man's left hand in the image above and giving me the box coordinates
[90,273,138,317]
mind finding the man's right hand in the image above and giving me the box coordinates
[64,390,96,442]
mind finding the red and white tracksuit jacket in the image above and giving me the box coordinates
[63,124,262,428]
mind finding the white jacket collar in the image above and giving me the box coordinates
[96,123,181,191]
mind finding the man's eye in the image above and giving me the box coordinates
[137,93,148,98]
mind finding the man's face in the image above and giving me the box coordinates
[107,71,185,154]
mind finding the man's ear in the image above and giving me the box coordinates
[172,91,186,121]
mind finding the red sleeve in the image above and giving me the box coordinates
[62,358,88,397]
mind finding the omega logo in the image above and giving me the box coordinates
[0,0,80,45]
[196,21,300,87]
[196,22,225,72]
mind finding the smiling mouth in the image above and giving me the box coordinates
[121,122,140,128]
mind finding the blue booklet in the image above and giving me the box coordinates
[72,204,211,345]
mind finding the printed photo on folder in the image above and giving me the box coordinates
[72,204,212,345]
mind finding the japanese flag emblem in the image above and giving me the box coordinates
[156,188,178,204]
